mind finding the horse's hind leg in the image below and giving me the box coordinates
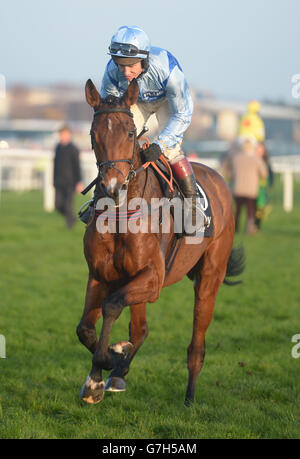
[185,234,232,406]
[105,302,149,392]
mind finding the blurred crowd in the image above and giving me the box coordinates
[220,100,273,235]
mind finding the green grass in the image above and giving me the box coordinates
[0,177,300,439]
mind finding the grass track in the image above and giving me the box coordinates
[0,177,300,439]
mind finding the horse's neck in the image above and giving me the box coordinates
[127,143,164,201]
[126,143,145,200]
[128,165,163,204]
[127,168,147,201]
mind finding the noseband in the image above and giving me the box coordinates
[92,107,137,187]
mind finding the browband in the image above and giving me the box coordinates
[93,108,133,118]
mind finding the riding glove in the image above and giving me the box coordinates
[141,143,162,163]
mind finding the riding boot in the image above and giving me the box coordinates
[78,187,98,224]
[78,200,94,224]
[170,155,210,235]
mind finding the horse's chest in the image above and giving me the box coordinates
[94,242,139,282]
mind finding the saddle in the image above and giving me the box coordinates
[144,157,214,274]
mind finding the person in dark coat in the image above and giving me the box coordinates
[53,125,84,228]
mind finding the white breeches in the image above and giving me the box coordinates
[131,97,183,161]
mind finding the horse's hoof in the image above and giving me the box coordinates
[105,376,126,392]
[80,375,105,404]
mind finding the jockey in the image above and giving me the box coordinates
[100,25,208,229]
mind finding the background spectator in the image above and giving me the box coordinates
[238,100,265,144]
[232,138,267,234]
[53,125,84,229]
[255,142,274,228]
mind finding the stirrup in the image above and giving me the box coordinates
[197,203,211,228]
[194,182,211,228]
[185,195,211,226]
[78,199,94,224]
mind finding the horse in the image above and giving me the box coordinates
[76,78,245,406]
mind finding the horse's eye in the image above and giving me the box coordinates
[128,130,135,140]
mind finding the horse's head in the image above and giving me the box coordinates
[85,78,139,201]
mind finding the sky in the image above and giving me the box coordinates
[1,0,300,102]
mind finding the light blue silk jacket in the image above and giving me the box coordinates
[100,46,194,151]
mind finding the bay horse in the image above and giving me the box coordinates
[76,78,244,406]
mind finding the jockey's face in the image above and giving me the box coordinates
[118,61,143,81]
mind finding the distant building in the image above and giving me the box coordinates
[191,96,300,144]
[5,84,90,121]
[2,83,300,156]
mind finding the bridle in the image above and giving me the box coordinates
[92,107,139,189]
[82,105,172,198]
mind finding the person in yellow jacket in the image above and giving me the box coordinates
[238,100,265,143]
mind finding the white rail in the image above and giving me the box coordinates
[0,149,299,212]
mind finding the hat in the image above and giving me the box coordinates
[248,100,261,113]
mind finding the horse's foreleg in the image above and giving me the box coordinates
[91,265,162,398]
[78,277,113,405]
[76,276,109,354]
[185,235,232,406]
[105,302,149,392]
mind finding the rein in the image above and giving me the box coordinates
[138,137,174,192]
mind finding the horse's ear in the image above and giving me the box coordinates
[85,79,101,109]
[123,79,139,107]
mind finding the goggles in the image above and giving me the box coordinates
[109,42,149,57]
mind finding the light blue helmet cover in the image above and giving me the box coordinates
[108,25,151,59]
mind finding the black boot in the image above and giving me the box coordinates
[78,200,95,224]
[170,155,210,235]
[78,182,102,224]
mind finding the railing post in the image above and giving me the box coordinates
[0,334,6,359]
[43,156,55,212]
[283,170,293,213]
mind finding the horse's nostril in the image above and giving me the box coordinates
[112,188,119,200]
[100,183,108,195]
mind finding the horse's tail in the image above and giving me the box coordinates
[186,244,246,284]
[223,245,246,286]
